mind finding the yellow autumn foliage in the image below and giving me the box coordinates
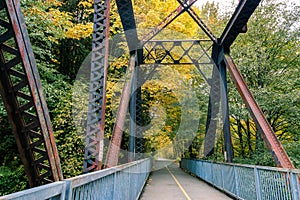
[78,0,93,8]
[25,0,93,41]
[134,0,201,38]
[65,23,93,39]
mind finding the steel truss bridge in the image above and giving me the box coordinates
[0,0,299,199]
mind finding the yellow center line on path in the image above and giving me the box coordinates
[166,165,192,200]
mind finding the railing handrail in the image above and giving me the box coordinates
[67,158,150,188]
[181,158,300,200]
[0,158,152,200]
[186,158,300,173]
[0,181,66,200]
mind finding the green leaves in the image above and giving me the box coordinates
[229,0,300,167]
[0,166,27,196]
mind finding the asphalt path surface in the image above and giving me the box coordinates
[140,162,233,200]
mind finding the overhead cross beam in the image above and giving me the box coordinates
[141,0,198,44]
[142,39,213,65]
[142,0,217,45]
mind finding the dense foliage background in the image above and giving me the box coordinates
[0,0,299,195]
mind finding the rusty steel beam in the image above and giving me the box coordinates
[105,55,136,168]
[0,0,62,186]
[220,0,261,50]
[224,54,294,169]
[141,0,198,45]
[84,0,110,172]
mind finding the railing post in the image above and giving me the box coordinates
[64,180,72,200]
[290,172,299,200]
[254,167,262,200]
[233,166,239,197]
[113,170,117,199]
[127,165,132,200]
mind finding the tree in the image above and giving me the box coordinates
[229,0,300,167]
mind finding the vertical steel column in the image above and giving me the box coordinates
[203,44,233,161]
[129,65,137,161]
[135,64,144,160]
[84,0,110,172]
[0,0,62,186]
[129,58,144,161]
[203,47,221,157]
[217,47,233,162]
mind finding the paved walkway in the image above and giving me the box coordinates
[140,161,233,200]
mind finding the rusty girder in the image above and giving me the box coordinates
[105,55,136,168]
[84,0,110,172]
[224,54,294,169]
[0,0,62,186]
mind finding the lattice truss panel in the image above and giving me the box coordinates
[142,40,213,65]
[84,0,110,172]
[0,0,62,186]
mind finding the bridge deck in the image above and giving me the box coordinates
[140,161,233,200]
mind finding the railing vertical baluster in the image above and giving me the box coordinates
[128,165,132,200]
[234,166,239,197]
[221,163,224,191]
[254,167,262,200]
[180,159,299,200]
[290,172,299,200]
[0,158,151,200]
[113,171,117,199]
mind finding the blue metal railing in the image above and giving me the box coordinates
[0,158,152,200]
[181,158,300,200]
